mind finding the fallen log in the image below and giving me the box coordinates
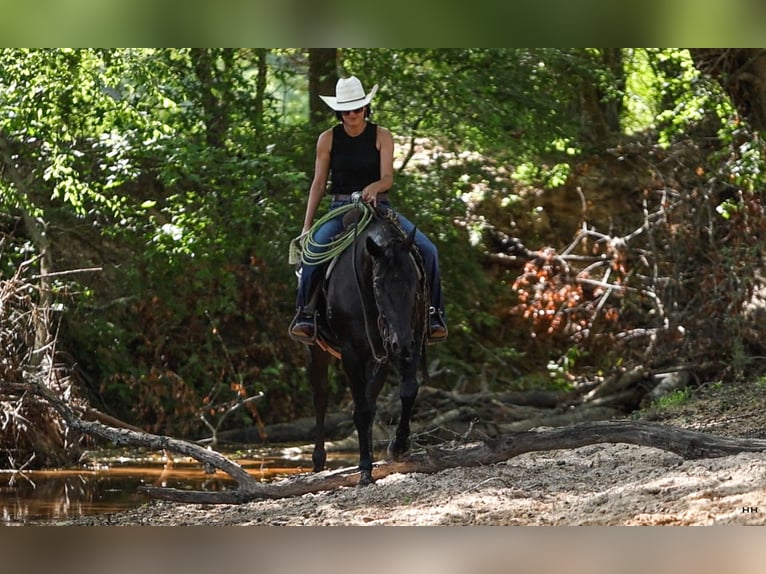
[33,376,766,505]
[107,418,766,504]
[212,412,354,445]
[31,377,266,499]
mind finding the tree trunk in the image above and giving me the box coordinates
[0,135,53,367]
[601,48,625,133]
[309,49,337,129]
[190,48,232,149]
[690,48,766,131]
[145,419,766,504]
[20,212,52,367]
[252,48,269,152]
[578,48,624,144]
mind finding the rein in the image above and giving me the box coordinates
[358,208,425,366]
[351,204,389,365]
[316,197,424,367]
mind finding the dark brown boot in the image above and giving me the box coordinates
[289,309,316,343]
[428,307,448,343]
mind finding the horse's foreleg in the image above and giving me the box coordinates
[389,357,419,461]
[353,408,375,486]
[347,358,387,486]
[389,395,416,460]
[309,347,331,472]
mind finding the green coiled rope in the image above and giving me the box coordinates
[300,201,375,266]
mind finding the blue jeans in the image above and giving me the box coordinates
[296,200,444,312]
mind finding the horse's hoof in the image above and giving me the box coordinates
[312,449,326,473]
[387,437,410,461]
[357,471,374,486]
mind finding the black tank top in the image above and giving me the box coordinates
[330,122,379,195]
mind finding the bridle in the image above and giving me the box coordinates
[350,208,388,365]
[351,211,424,366]
[368,233,427,366]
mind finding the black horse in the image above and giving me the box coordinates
[308,206,428,486]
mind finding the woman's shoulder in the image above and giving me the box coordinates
[317,127,334,147]
[319,126,337,138]
[375,124,393,140]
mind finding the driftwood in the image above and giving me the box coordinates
[142,419,766,504]
[212,412,354,445]
[198,368,689,450]
[31,377,766,504]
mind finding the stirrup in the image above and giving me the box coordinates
[427,306,448,343]
[289,309,317,344]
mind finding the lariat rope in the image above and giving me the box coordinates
[296,195,385,362]
[300,199,374,266]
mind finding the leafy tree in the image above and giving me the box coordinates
[308,48,337,129]
[4,48,766,453]
[0,49,309,435]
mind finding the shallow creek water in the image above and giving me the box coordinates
[1,447,354,525]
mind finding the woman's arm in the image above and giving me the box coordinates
[361,126,394,205]
[302,129,333,233]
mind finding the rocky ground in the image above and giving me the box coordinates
[61,380,766,526]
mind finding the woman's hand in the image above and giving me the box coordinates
[361,186,378,205]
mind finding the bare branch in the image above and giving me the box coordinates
[138,420,766,504]
[28,267,103,280]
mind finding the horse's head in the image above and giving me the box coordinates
[366,224,423,362]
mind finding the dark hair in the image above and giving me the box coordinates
[335,105,372,122]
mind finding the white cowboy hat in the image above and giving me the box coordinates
[319,76,379,112]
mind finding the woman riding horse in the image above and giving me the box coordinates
[289,75,447,343]
[307,204,427,485]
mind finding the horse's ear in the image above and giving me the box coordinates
[366,235,384,258]
[405,226,417,249]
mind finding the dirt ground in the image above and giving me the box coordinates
[63,380,766,526]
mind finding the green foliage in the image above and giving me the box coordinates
[512,161,572,189]
[0,48,312,433]
[636,49,736,148]
[547,347,581,390]
[0,49,134,218]
[653,387,692,410]
[5,48,766,438]
[343,49,589,164]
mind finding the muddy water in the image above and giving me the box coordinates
[1,448,355,525]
